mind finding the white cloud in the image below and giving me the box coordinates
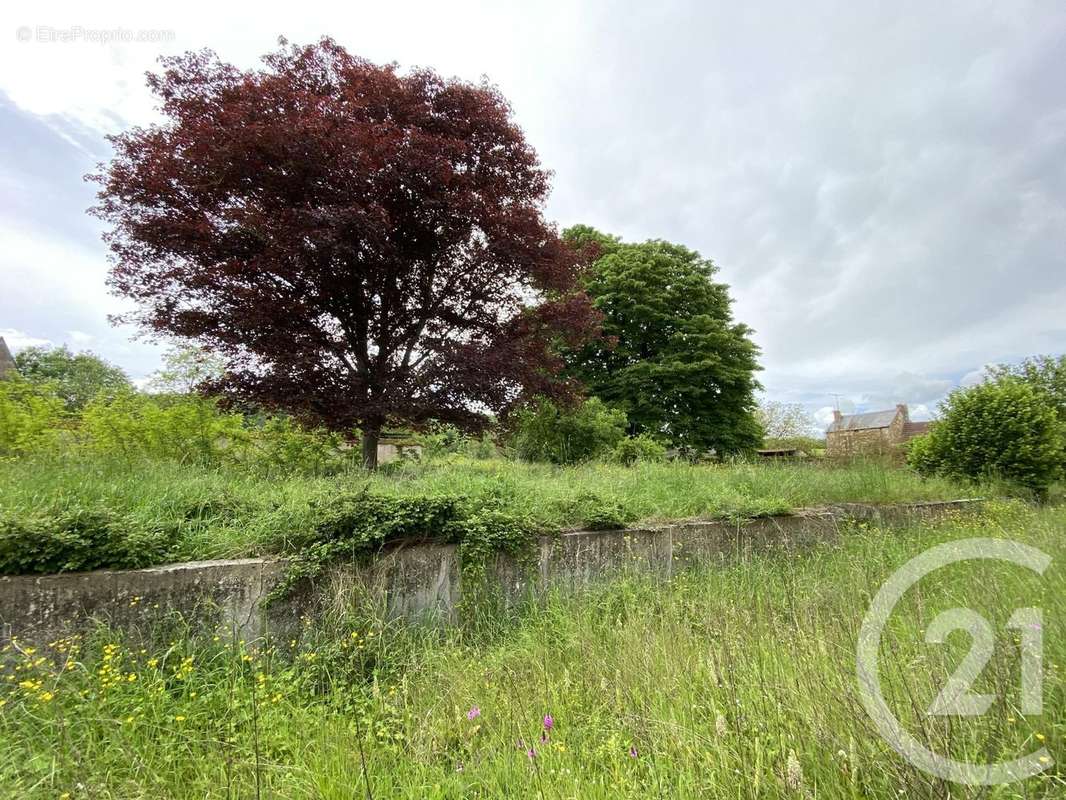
[813,406,837,430]
[0,328,52,352]
[0,0,1063,412]
[959,366,993,387]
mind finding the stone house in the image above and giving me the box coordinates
[825,403,930,457]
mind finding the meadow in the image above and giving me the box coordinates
[0,454,979,568]
[1,501,1062,798]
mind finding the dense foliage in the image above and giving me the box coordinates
[0,381,65,456]
[562,225,762,455]
[0,505,179,575]
[609,433,667,466]
[264,490,536,607]
[510,397,626,464]
[13,345,131,410]
[91,38,599,467]
[908,377,1064,495]
[0,383,354,476]
[989,353,1066,422]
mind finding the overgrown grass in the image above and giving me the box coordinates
[0,454,979,567]
[2,502,1063,798]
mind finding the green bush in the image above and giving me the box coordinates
[0,505,179,574]
[610,433,667,466]
[81,392,247,466]
[0,380,66,457]
[246,416,350,476]
[511,397,627,464]
[417,424,497,461]
[908,378,1064,495]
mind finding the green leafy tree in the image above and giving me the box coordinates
[908,377,1064,496]
[14,345,131,411]
[989,354,1066,422]
[562,227,762,454]
[148,342,226,395]
[511,397,626,464]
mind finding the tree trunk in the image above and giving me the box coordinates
[361,426,380,471]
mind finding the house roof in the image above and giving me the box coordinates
[0,336,16,378]
[827,408,899,433]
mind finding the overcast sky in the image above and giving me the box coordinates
[1,1,1064,428]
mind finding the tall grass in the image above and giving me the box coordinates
[0,454,978,563]
[2,502,1062,797]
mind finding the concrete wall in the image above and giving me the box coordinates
[0,499,982,645]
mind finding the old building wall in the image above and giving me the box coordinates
[826,426,895,456]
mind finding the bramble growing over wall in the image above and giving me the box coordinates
[265,489,538,615]
[0,504,180,574]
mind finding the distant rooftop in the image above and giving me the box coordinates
[827,408,899,433]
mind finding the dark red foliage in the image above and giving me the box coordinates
[91,38,599,446]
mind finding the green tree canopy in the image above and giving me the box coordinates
[562,227,762,454]
[988,354,1066,422]
[147,342,226,395]
[908,377,1063,496]
[14,345,131,411]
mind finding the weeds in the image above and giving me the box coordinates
[2,504,1063,798]
[0,455,978,573]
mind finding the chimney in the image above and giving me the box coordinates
[896,403,909,422]
[832,409,843,423]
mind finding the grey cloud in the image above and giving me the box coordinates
[1,2,1063,406]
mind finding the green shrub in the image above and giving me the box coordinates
[246,416,350,476]
[266,490,466,600]
[610,433,667,466]
[908,378,1064,495]
[0,380,65,457]
[0,505,179,574]
[417,423,466,458]
[511,397,627,464]
[417,424,497,461]
[81,392,247,466]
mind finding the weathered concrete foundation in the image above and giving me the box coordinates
[0,499,982,645]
